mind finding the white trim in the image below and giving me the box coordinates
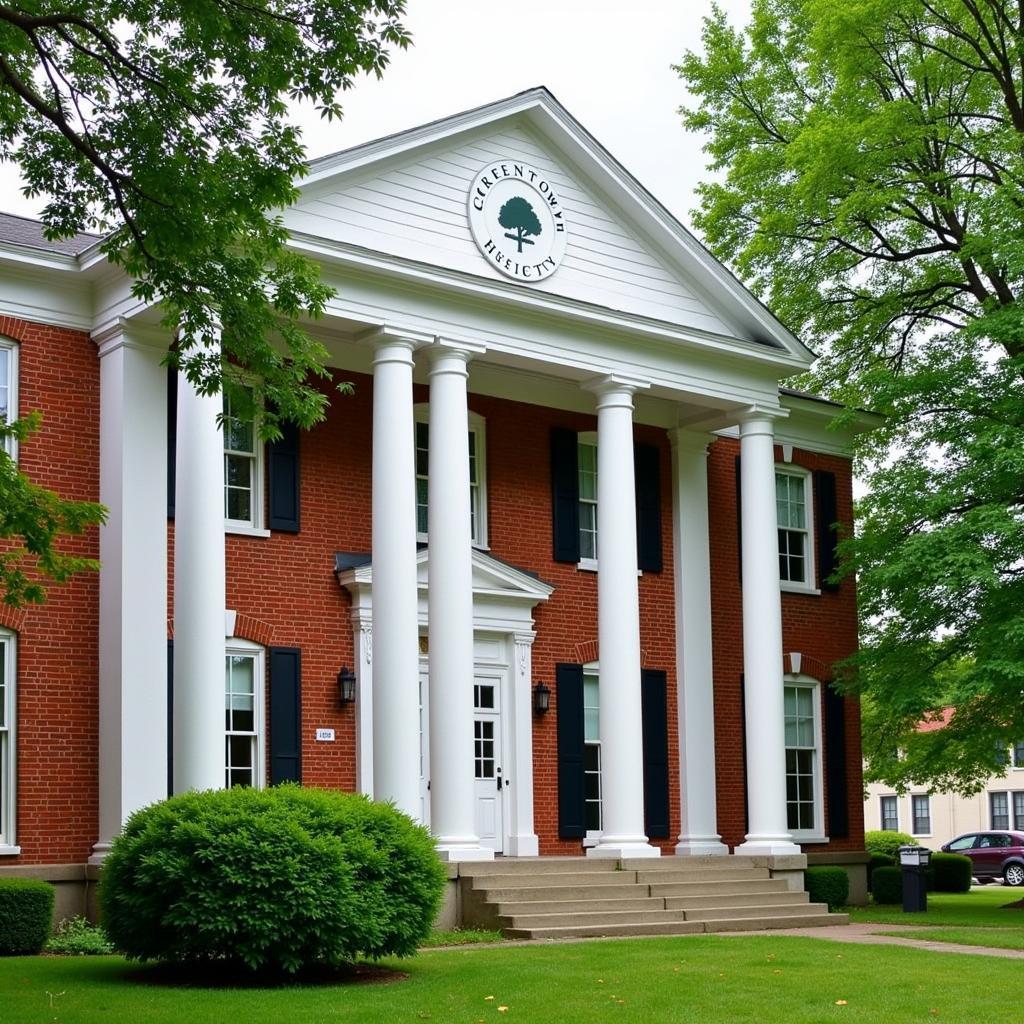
[783,673,827,843]
[0,629,15,850]
[0,337,19,463]
[776,465,816,591]
[879,793,901,832]
[224,640,266,790]
[910,793,932,837]
[223,386,265,533]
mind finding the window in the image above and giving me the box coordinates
[947,834,976,851]
[223,387,263,530]
[414,407,488,547]
[784,680,823,837]
[224,644,264,789]
[0,339,18,460]
[990,792,1010,830]
[0,630,15,851]
[1014,792,1024,830]
[776,468,814,587]
[1012,742,1024,768]
[578,436,598,565]
[911,794,931,835]
[583,669,602,838]
[880,795,899,831]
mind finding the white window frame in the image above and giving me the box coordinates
[990,791,1010,830]
[0,338,19,463]
[1011,741,1024,769]
[413,405,489,548]
[776,466,818,594]
[879,794,900,832]
[910,793,932,837]
[577,433,598,571]
[1013,791,1024,830]
[224,640,265,790]
[783,673,826,842]
[0,629,17,854]
[581,663,602,846]
[223,384,267,536]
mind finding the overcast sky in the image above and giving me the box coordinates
[0,0,752,228]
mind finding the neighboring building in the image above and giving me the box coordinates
[0,90,874,900]
[865,709,1024,847]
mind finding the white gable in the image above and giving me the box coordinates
[287,116,747,340]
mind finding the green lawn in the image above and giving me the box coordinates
[2,935,1020,1024]
[848,888,1024,928]
[421,927,504,948]
[876,927,1024,951]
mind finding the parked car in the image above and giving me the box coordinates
[941,831,1024,886]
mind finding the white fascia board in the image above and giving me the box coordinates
[299,87,813,365]
[0,259,93,331]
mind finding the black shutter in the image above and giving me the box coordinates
[641,669,670,838]
[739,672,749,834]
[551,428,580,563]
[268,421,301,532]
[824,682,849,839]
[269,647,302,784]
[635,442,663,573]
[814,470,840,592]
[167,365,177,519]
[735,455,743,584]
[167,639,174,797]
[556,663,586,839]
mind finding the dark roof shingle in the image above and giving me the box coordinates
[0,211,103,255]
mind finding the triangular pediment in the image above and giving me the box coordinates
[286,89,812,363]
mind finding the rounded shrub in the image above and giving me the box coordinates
[865,830,915,858]
[930,852,972,893]
[101,785,446,974]
[804,866,849,912]
[0,878,54,955]
[870,865,904,904]
[866,853,894,893]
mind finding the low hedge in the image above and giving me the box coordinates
[867,853,894,893]
[101,784,447,974]
[930,852,972,893]
[804,866,848,912]
[0,878,54,955]
[865,830,915,858]
[870,865,904,904]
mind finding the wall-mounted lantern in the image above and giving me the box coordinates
[533,682,551,716]
[337,666,357,707]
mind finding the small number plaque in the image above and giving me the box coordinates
[315,728,335,742]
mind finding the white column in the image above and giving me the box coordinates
[173,347,226,793]
[352,613,374,798]
[736,413,801,855]
[587,378,659,859]
[91,330,169,863]
[370,336,421,819]
[507,632,540,857]
[670,430,728,856]
[427,345,492,861]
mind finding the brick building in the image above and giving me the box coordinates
[0,90,873,895]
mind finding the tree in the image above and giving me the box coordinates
[678,0,1024,793]
[499,195,542,253]
[0,1,409,605]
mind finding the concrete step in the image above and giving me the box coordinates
[648,877,789,897]
[500,909,692,929]
[702,912,849,932]
[621,856,764,871]
[458,857,618,877]
[476,883,647,902]
[682,902,828,922]
[637,868,770,885]
[493,897,666,916]
[472,872,638,891]
[504,920,706,940]
[663,890,809,911]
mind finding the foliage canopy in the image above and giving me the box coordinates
[679,0,1024,792]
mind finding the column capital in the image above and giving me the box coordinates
[737,404,789,436]
[668,427,714,454]
[365,326,432,366]
[583,374,650,412]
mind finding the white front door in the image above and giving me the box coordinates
[473,675,504,852]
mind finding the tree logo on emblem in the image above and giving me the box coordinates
[498,196,542,253]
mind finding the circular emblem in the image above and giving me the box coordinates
[467,160,568,282]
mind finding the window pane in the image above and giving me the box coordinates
[1013,742,1024,767]
[991,793,1010,829]
[226,454,251,487]
[416,478,428,534]
[583,675,600,743]
[226,487,251,523]
[1014,792,1024,830]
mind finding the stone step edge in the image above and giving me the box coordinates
[503,913,848,940]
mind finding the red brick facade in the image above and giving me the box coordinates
[2,330,864,866]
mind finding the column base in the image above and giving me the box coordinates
[735,836,802,857]
[435,841,495,863]
[674,835,729,857]
[587,838,661,859]
[505,834,540,857]
[87,842,113,866]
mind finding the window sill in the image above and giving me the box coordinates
[583,829,602,848]
[781,582,821,596]
[225,524,271,538]
[0,845,21,856]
